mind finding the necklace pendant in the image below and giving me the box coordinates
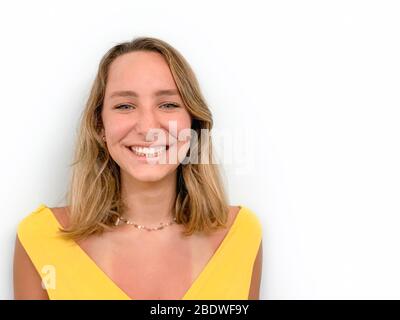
[115,215,177,231]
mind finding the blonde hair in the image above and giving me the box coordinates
[60,36,230,241]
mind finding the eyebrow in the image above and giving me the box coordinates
[109,89,179,99]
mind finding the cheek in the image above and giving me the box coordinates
[167,116,192,163]
[165,112,191,140]
[102,113,128,139]
[175,120,192,147]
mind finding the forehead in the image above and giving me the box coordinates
[105,51,177,94]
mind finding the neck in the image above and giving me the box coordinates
[120,170,177,226]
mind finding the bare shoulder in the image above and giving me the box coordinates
[13,235,49,299]
[49,206,70,229]
[209,205,241,237]
[13,205,72,299]
[248,240,263,299]
[228,205,242,226]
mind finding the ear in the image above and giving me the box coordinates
[100,128,106,143]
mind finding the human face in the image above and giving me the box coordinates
[101,51,192,182]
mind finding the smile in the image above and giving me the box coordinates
[128,145,169,158]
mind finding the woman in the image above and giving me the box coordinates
[13,36,263,300]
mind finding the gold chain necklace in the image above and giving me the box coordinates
[114,215,177,231]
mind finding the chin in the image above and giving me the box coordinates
[133,175,164,183]
[127,167,175,183]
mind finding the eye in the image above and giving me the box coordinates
[114,103,179,110]
[115,104,134,110]
[160,103,179,109]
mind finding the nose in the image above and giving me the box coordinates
[135,108,162,140]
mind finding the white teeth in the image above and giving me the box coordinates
[130,146,166,157]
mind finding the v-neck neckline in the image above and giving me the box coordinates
[43,204,245,300]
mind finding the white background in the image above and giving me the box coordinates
[1,0,399,299]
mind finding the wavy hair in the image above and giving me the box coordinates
[60,36,230,241]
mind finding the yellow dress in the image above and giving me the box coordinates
[17,203,263,300]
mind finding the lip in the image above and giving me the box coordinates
[128,145,169,152]
[126,143,170,148]
[125,144,172,161]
